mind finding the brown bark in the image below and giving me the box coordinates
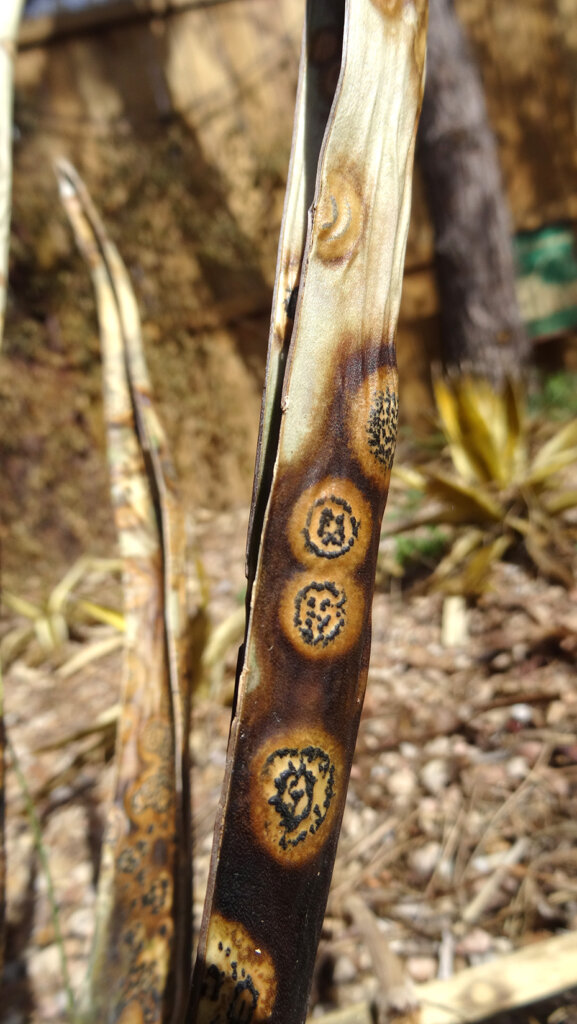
[417,0,528,385]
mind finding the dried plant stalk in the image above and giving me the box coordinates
[0,0,24,347]
[191,2,427,1022]
[57,160,191,1024]
[0,0,26,976]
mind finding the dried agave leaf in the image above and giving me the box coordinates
[429,526,485,582]
[0,4,32,971]
[246,0,347,576]
[73,599,125,632]
[57,634,124,680]
[391,464,427,490]
[191,3,427,1022]
[58,161,192,1024]
[503,377,527,481]
[424,470,504,523]
[381,501,457,538]
[3,591,43,620]
[47,555,121,618]
[455,376,509,485]
[433,376,528,489]
[36,703,120,752]
[0,624,33,669]
[524,530,574,587]
[526,445,577,486]
[544,490,577,515]
[433,376,484,484]
[434,533,512,596]
[530,419,577,474]
[198,605,246,697]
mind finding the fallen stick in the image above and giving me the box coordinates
[313,929,577,1024]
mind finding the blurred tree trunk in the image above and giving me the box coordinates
[418,0,529,386]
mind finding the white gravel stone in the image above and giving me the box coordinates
[420,757,451,796]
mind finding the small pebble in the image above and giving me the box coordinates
[456,927,493,957]
[409,840,441,880]
[387,766,417,799]
[506,756,529,780]
[420,758,451,796]
[547,700,567,725]
[491,651,512,671]
[407,955,437,983]
[333,954,357,985]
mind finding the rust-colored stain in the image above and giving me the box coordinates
[250,727,343,866]
[197,915,277,1024]
[315,169,365,265]
[370,0,412,20]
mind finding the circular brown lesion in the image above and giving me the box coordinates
[198,914,277,1024]
[348,365,399,486]
[315,169,364,264]
[140,719,172,759]
[288,478,372,568]
[129,768,173,818]
[249,727,343,866]
[279,572,364,658]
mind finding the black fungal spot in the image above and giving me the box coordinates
[203,962,225,1002]
[117,848,140,874]
[366,386,398,470]
[202,964,260,1024]
[285,284,299,320]
[228,975,259,1023]
[264,746,336,851]
[141,875,170,913]
[293,580,346,647]
[302,495,360,559]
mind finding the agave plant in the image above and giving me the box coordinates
[47,1,427,1021]
[389,374,577,593]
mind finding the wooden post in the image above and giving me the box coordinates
[417,0,528,385]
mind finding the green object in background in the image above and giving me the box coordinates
[515,224,577,339]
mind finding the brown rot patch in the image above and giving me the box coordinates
[288,478,372,568]
[249,728,343,865]
[370,0,409,18]
[140,719,172,759]
[315,169,364,264]
[348,365,399,486]
[129,769,173,818]
[279,572,364,658]
[198,915,277,1024]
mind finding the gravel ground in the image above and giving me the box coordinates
[3,505,577,1023]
